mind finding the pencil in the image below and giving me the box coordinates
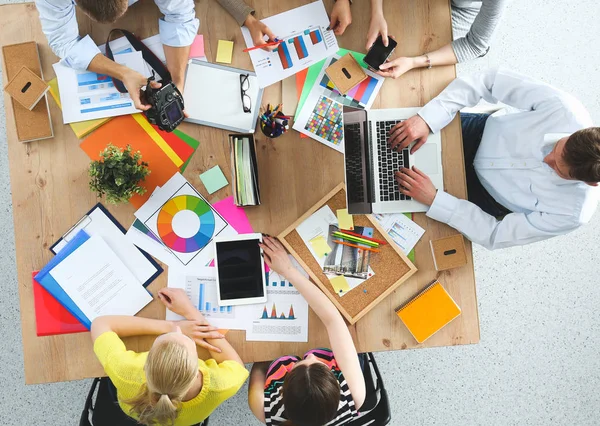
[340,229,387,245]
[243,40,283,52]
[332,232,380,247]
[333,240,380,253]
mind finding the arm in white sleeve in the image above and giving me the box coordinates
[426,191,579,250]
[417,67,576,134]
[154,0,200,47]
[35,0,101,70]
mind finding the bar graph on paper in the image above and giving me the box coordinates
[197,282,234,318]
[276,27,326,70]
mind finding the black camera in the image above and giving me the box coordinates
[142,74,185,133]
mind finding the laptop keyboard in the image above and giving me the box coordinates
[344,122,365,204]
[376,120,411,202]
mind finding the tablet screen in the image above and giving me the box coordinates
[216,238,264,300]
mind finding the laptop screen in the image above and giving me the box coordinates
[343,109,372,214]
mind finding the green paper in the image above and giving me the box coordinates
[200,165,228,194]
[173,129,200,172]
[295,49,367,117]
[404,213,416,263]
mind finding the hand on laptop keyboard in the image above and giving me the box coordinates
[389,115,431,154]
[395,166,437,206]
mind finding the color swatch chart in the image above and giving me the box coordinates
[304,96,344,146]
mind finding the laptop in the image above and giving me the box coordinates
[343,107,443,214]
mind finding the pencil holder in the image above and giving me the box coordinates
[259,105,290,138]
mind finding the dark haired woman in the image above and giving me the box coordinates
[248,236,366,426]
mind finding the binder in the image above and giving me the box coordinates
[229,133,261,206]
[395,280,461,343]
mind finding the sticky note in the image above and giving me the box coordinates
[330,275,350,294]
[200,166,229,194]
[189,35,205,59]
[309,235,331,258]
[337,209,354,230]
[216,40,234,64]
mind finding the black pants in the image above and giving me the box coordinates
[461,113,511,217]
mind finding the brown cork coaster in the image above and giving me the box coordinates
[325,53,367,94]
[4,66,49,110]
[279,183,417,324]
[1,41,53,142]
[429,234,467,271]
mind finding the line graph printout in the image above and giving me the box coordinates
[241,1,338,88]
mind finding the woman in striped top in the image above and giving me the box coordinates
[248,236,366,426]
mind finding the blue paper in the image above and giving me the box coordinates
[35,230,92,329]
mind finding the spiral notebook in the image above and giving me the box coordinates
[395,279,461,343]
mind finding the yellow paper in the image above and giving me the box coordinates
[336,208,354,230]
[330,275,350,294]
[132,113,183,167]
[309,235,331,258]
[216,40,234,64]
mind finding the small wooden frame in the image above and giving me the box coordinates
[278,183,418,324]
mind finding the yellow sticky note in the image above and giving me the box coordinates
[337,209,354,230]
[330,275,350,294]
[216,40,234,64]
[309,235,331,258]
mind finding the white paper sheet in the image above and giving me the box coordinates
[245,260,309,342]
[295,205,374,296]
[114,51,150,78]
[373,213,425,255]
[99,34,167,76]
[52,206,159,286]
[166,266,251,330]
[49,235,153,321]
[241,0,338,88]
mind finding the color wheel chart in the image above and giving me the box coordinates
[275,26,325,70]
[304,95,344,146]
[319,56,381,109]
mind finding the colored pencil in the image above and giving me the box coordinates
[243,40,283,52]
[333,240,380,253]
[332,232,380,247]
[340,229,387,245]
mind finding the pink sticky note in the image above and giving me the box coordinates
[189,35,205,59]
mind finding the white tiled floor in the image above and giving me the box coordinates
[1,1,599,425]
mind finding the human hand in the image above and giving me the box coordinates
[329,0,352,36]
[259,236,295,279]
[395,166,437,206]
[388,115,431,154]
[177,320,225,352]
[122,69,161,111]
[366,12,388,50]
[245,15,278,52]
[376,56,415,79]
[158,288,198,319]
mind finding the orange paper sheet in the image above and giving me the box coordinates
[80,115,180,208]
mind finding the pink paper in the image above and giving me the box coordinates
[212,196,270,272]
[189,35,205,58]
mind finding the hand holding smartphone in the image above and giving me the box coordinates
[363,35,398,72]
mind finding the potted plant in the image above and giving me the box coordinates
[89,144,150,204]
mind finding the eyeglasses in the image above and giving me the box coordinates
[240,74,251,113]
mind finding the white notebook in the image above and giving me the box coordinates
[183,60,262,133]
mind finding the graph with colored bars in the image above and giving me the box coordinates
[198,282,233,318]
[304,96,344,146]
[319,57,380,109]
[276,27,324,70]
[261,303,296,320]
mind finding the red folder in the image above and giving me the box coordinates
[32,271,87,336]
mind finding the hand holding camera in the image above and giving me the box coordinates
[141,72,185,133]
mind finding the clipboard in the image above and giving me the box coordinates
[183,60,263,133]
[50,203,162,287]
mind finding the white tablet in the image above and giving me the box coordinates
[214,233,267,306]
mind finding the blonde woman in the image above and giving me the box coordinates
[91,288,248,426]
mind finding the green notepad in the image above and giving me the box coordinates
[200,166,228,194]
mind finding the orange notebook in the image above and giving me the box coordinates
[395,280,461,343]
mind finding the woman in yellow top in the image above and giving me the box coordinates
[91,288,249,426]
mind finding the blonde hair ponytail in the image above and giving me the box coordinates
[124,339,198,425]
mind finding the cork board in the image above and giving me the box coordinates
[430,234,467,271]
[1,41,53,142]
[279,183,417,324]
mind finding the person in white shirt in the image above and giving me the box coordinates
[389,67,600,250]
[36,0,198,110]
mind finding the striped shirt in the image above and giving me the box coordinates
[264,348,358,426]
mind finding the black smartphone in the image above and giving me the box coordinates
[363,35,398,72]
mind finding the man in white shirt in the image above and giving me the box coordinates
[35,0,198,110]
[388,67,599,250]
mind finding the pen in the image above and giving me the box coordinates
[332,231,380,247]
[339,229,387,245]
[243,40,283,52]
[333,240,380,253]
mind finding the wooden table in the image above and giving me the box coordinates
[0,0,479,385]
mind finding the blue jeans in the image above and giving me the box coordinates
[461,113,511,218]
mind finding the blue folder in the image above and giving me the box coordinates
[35,230,92,329]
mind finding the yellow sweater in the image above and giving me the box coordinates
[94,332,249,426]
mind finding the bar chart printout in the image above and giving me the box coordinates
[277,42,293,70]
[291,36,308,59]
